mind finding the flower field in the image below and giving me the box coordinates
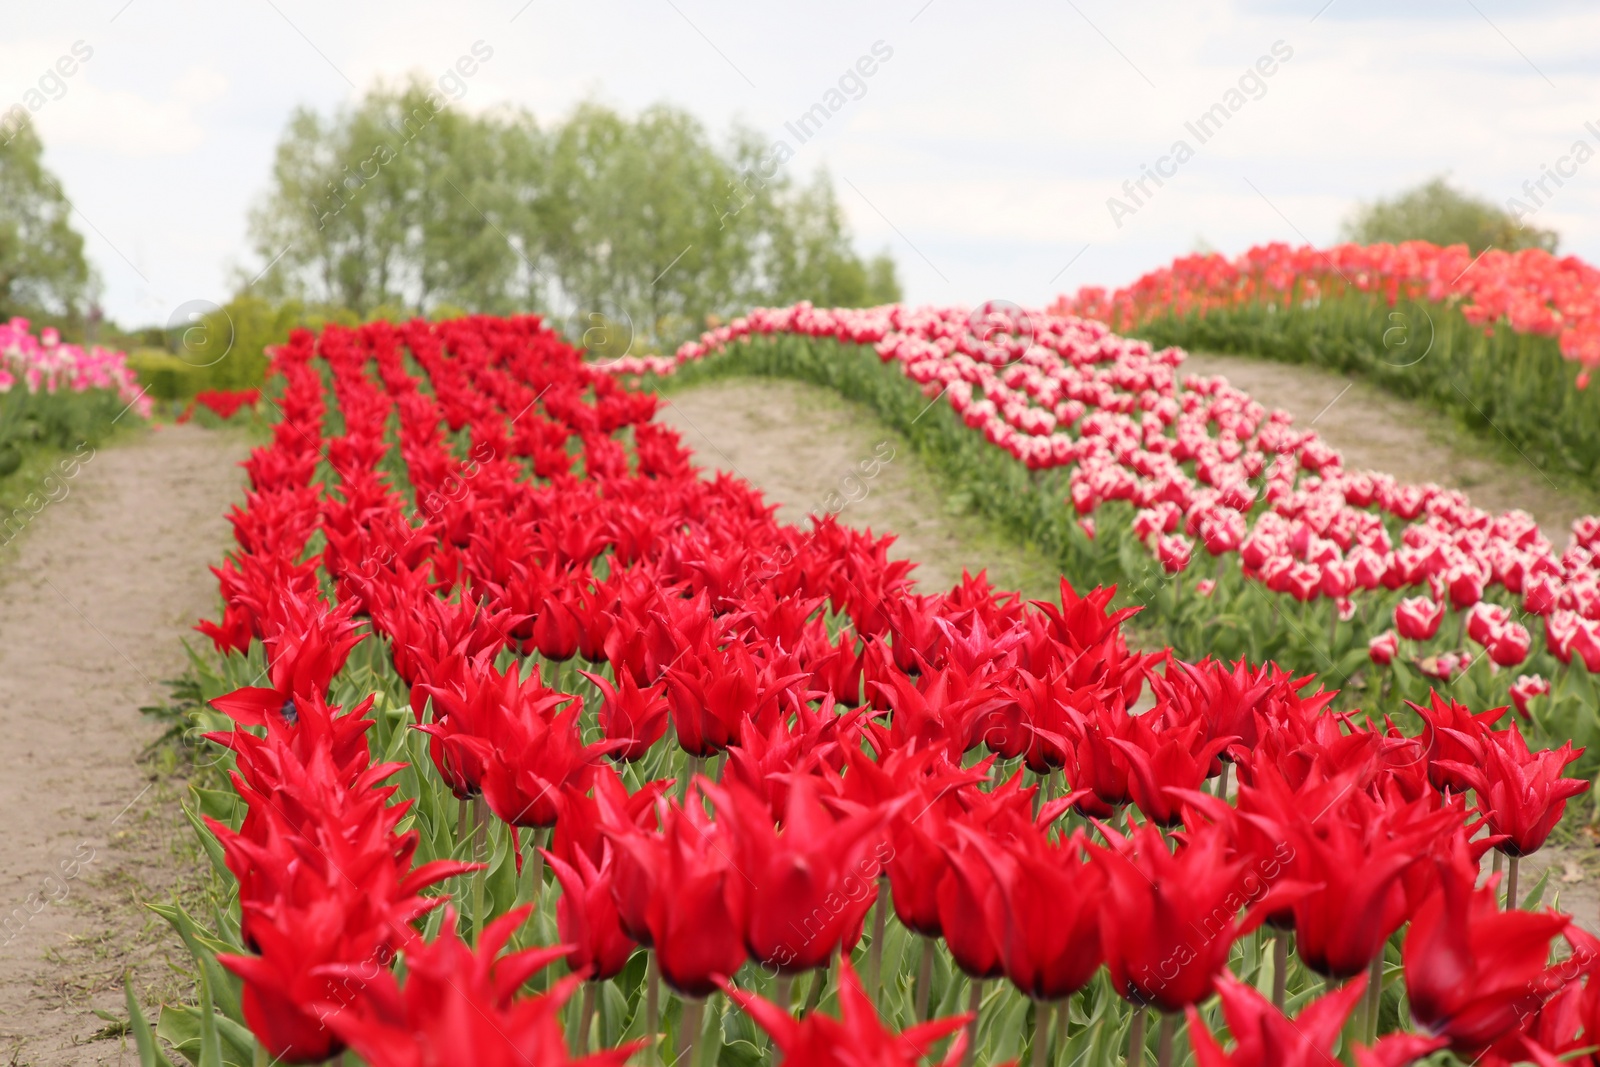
[148,310,1600,1065]
[0,317,148,477]
[629,302,1600,760]
[1046,242,1600,483]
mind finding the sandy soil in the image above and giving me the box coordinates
[1183,353,1600,546]
[655,379,1062,601]
[0,424,248,1064]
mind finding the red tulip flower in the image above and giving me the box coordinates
[956,822,1104,1000]
[1187,972,1367,1067]
[1509,674,1550,719]
[323,906,640,1067]
[579,668,669,761]
[541,844,638,981]
[1368,630,1398,666]
[1097,823,1305,1012]
[1394,597,1444,641]
[720,960,973,1067]
[710,777,891,974]
[1407,690,1507,795]
[1403,839,1579,1057]
[608,790,748,996]
[1439,724,1588,857]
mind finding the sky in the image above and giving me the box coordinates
[4,0,1600,330]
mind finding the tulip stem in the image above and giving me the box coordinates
[775,974,793,1015]
[1216,762,1231,802]
[679,996,706,1067]
[1491,848,1503,888]
[471,797,488,942]
[868,877,888,1005]
[1507,855,1520,909]
[1156,1014,1175,1067]
[646,955,661,1064]
[1030,1000,1049,1067]
[1364,952,1383,1043]
[804,956,831,1016]
[961,979,983,1067]
[1272,933,1288,1010]
[916,940,934,1021]
[254,1043,267,1067]
[1127,1007,1145,1066]
[578,981,596,1053]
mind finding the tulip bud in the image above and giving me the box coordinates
[1509,674,1550,718]
[1368,630,1398,666]
[1395,596,1445,641]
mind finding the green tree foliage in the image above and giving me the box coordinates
[247,80,900,347]
[0,121,91,320]
[1341,176,1558,255]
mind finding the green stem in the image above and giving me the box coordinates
[1364,951,1383,1044]
[1507,854,1520,909]
[916,939,934,1021]
[646,954,661,1065]
[869,878,888,1005]
[579,981,596,1053]
[680,996,706,1067]
[961,979,984,1067]
[1273,932,1288,1011]
[1127,1006,1145,1066]
[1031,999,1050,1067]
[471,796,488,942]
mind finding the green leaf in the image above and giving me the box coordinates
[127,975,178,1067]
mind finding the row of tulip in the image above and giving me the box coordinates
[0,317,148,475]
[616,304,1600,759]
[146,312,1600,1067]
[0,317,147,406]
[1047,242,1600,482]
[1050,242,1600,377]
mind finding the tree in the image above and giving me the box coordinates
[1341,176,1557,255]
[246,87,899,345]
[0,122,91,320]
[248,79,533,316]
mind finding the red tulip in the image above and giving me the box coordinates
[1407,690,1507,794]
[1439,723,1588,857]
[1403,838,1579,1057]
[1368,630,1398,666]
[609,788,748,996]
[1394,597,1444,641]
[541,845,638,981]
[579,668,669,761]
[1097,822,1304,1012]
[956,822,1104,999]
[719,960,973,1067]
[1186,971,1366,1067]
[323,906,640,1067]
[1509,674,1550,718]
[710,777,890,974]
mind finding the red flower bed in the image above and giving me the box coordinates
[183,314,1597,1066]
[1049,241,1600,379]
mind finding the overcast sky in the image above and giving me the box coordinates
[5,0,1598,330]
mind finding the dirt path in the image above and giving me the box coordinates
[0,424,248,1065]
[655,379,1062,601]
[1183,353,1600,546]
